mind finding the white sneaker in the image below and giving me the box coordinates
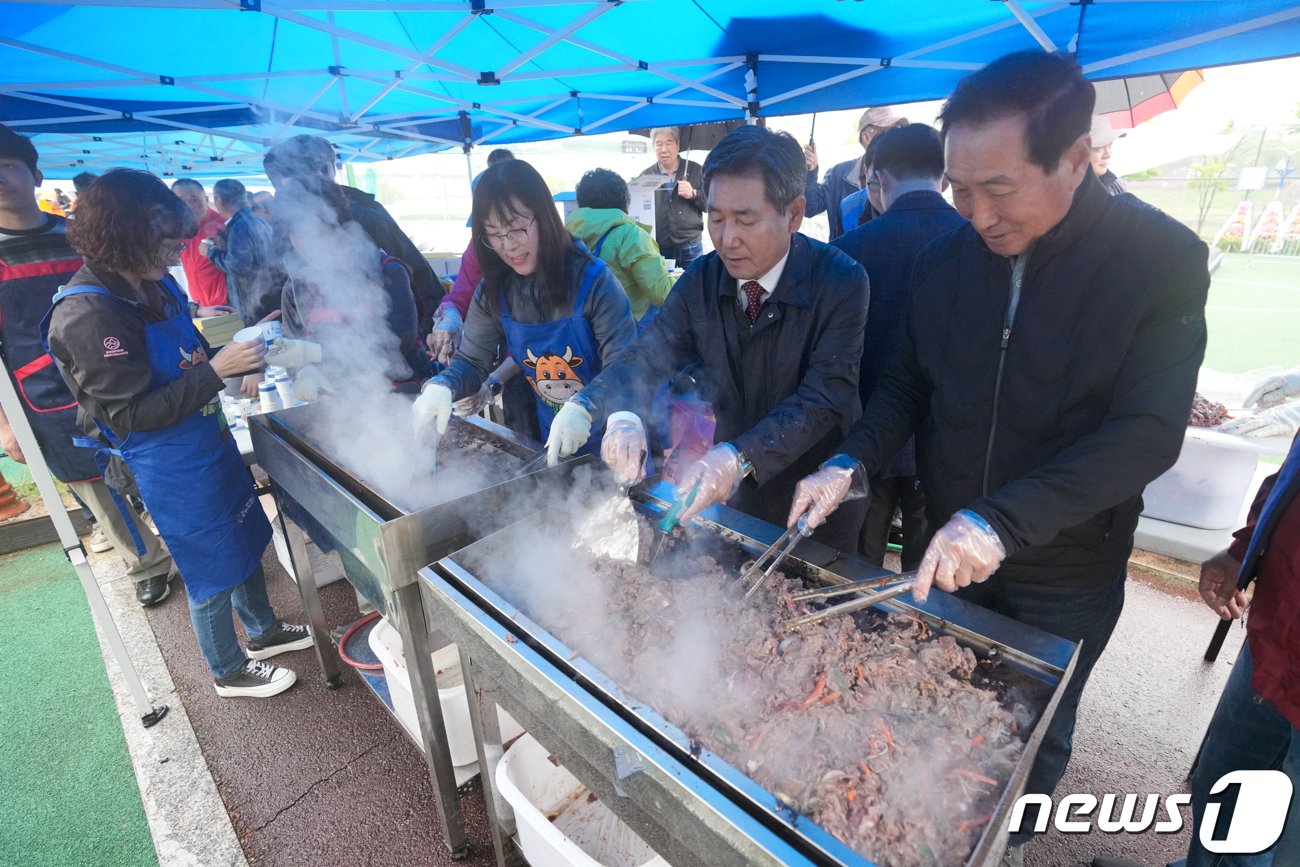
[213,659,297,698]
[88,526,113,553]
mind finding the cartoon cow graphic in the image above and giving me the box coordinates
[523,346,585,409]
[178,344,209,370]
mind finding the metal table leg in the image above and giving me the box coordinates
[276,505,343,688]
[461,646,525,867]
[394,581,471,859]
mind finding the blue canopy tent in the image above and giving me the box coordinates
[3,0,1300,177]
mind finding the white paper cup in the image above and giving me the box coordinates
[663,258,676,270]
[233,325,267,347]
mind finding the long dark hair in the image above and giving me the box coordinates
[471,159,577,318]
[67,168,197,275]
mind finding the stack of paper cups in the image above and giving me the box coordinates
[258,380,282,414]
[273,372,296,407]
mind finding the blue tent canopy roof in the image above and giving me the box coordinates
[3,0,1299,177]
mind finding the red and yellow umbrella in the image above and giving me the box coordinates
[1094,69,1205,129]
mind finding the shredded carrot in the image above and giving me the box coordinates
[859,760,873,777]
[750,727,771,748]
[869,735,878,753]
[953,768,998,787]
[970,735,985,746]
[855,664,866,681]
[957,812,994,835]
[798,672,828,712]
[847,785,856,803]
[876,716,895,749]
[819,691,841,705]
[1010,718,1019,734]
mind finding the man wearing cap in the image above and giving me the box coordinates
[1089,115,1127,196]
[804,106,908,239]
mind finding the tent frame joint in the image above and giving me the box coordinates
[239,0,260,11]
[478,71,500,86]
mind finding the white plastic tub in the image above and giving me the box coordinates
[368,617,522,766]
[1142,429,1260,530]
[496,734,667,867]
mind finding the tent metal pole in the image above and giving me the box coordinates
[0,370,166,728]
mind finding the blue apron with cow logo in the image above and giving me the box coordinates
[499,258,605,447]
[43,277,270,601]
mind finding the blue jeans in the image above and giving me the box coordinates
[1180,643,1300,867]
[955,568,1127,846]
[660,239,702,269]
[187,565,279,679]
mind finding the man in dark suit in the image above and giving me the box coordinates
[832,124,967,569]
[560,125,870,552]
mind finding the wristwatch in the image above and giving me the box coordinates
[486,375,504,397]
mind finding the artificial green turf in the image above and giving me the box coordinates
[0,544,157,867]
[1204,253,1300,375]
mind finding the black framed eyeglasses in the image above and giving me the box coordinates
[480,217,535,250]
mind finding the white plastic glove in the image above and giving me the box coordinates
[293,365,330,402]
[453,380,492,418]
[788,454,867,530]
[413,382,453,436]
[427,306,464,367]
[1244,368,1300,409]
[601,412,648,486]
[1219,403,1300,439]
[914,510,1007,604]
[546,400,592,465]
[265,338,322,369]
[675,443,745,524]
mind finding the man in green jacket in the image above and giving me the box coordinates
[566,168,673,331]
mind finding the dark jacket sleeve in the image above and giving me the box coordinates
[47,295,224,440]
[352,197,440,335]
[804,166,831,219]
[732,260,868,484]
[1228,470,1278,563]
[433,281,499,400]
[967,241,1210,556]
[575,267,701,422]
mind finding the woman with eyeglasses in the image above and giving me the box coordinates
[46,169,312,699]
[414,159,638,462]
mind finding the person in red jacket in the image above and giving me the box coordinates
[171,179,229,308]
[1187,431,1300,865]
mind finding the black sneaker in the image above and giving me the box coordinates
[214,659,297,698]
[246,622,313,660]
[135,572,172,607]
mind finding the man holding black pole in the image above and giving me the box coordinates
[638,126,706,270]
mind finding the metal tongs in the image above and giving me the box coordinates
[511,450,549,479]
[781,571,918,632]
[736,516,811,599]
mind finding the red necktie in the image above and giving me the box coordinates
[742,280,764,324]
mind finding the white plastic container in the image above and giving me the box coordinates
[496,734,668,867]
[368,618,522,766]
[1142,429,1259,530]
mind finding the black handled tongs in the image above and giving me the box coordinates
[736,516,811,600]
[782,571,918,632]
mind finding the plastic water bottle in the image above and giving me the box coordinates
[258,380,282,414]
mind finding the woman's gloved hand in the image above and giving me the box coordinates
[1219,402,1300,439]
[545,401,592,465]
[1244,368,1300,408]
[413,382,453,436]
[293,366,329,402]
[787,454,867,530]
[426,307,464,367]
[914,510,1007,604]
[601,412,648,486]
[211,338,266,379]
[675,443,746,523]
[265,338,322,369]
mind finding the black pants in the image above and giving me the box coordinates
[860,474,927,570]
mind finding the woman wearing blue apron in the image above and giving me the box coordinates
[46,169,312,699]
[414,159,638,461]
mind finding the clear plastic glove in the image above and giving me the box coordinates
[1244,368,1300,408]
[293,365,329,402]
[413,382,453,436]
[426,307,464,367]
[787,453,868,530]
[914,509,1007,604]
[546,400,592,465]
[265,338,322,369]
[1219,402,1300,438]
[601,412,648,486]
[453,380,492,417]
[676,443,745,523]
